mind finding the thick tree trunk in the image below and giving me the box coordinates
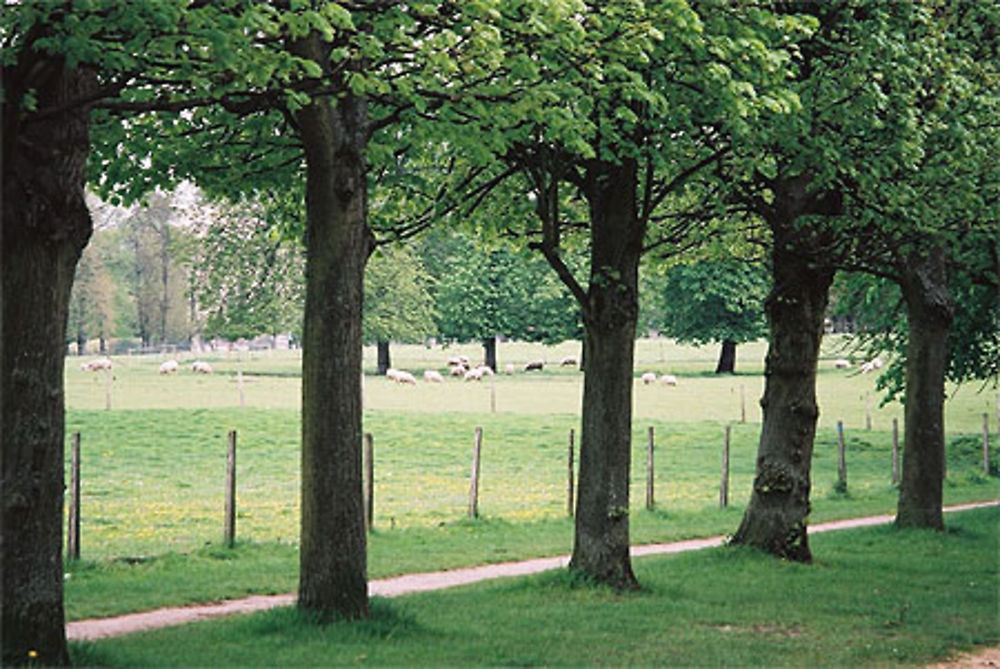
[569,160,642,590]
[895,248,953,530]
[731,177,838,562]
[715,339,737,374]
[376,340,391,375]
[482,336,497,372]
[2,58,96,667]
[292,35,370,621]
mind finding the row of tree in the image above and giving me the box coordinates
[3,2,996,665]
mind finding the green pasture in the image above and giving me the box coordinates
[60,338,998,622]
[67,337,999,432]
[73,506,999,667]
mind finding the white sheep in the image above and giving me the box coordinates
[449,365,467,377]
[477,364,495,376]
[386,368,402,382]
[159,360,179,374]
[82,357,113,372]
[395,371,417,385]
[192,360,213,374]
[423,370,444,383]
[834,359,851,369]
[641,372,657,385]
[524,360,544,372]
[860,357,884,374]
[659,374,678,387]
[560,355,579,366]
[464,367,484,382]
[504,363,515,375]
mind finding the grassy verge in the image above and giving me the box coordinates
[71,506,999,667]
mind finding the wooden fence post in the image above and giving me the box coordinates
[646,426,655,511]
[740,384,746,424]
[567,428,575,517]
[468,427,483,518]
[364,432,374,531]
[224,430,237,548]
[720,425,730,509]
[104,367,112,410]
[67,432,81,560]
[836,421,847,491]
[892,418,900,486]
[983,413,991,476]
[865,392,872,431]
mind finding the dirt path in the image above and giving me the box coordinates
[66,500,997,644]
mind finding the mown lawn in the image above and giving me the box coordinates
[71,506,999,667]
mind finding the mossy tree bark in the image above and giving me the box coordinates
[292,34,371,621]
[568,159,642,590]
[895,248,953,530]
[2,56,96,666]
[731,175,838,562]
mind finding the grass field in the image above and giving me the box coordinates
[72,506,999,667]
[60,337,998,625]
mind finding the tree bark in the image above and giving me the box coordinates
[731,176,838,562]
[715,339,737,374]
[895,248,953,530]
[482,336,497,372]
[569,159,642,590]
[2,56,96,667]
[292,34,370,621]
[376,340,391,375]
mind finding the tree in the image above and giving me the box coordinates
[455,1,805,587]
[429,233,580,370]
[651,259,768,374]
[67,238,115,355]
[188,194,305,342]
[364,245,435,374]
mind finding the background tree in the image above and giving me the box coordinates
[189,194,305,343]
[649,258,768,374]
[364,245,436,374]
[67,239,116,355]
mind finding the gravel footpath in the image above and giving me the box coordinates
[67,500,997,643]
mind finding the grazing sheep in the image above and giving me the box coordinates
[504,363,515,375]
[423,370,444,383]
[659,374,678,386]
[386,368,402,382]
[447,356,470,368]
[477,364,495,376]
[395,371,417,385]
[860,357,884,374]
[524,360,545,372]
[464,367,484,382]
[159,360,180,374]
[641,372,657,385]
[449,365,467,377]
[82,357,113,372]
[834,359,851,369]
[192,360,213,374]
[560,355,578,366]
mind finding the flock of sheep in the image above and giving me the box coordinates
[78,357,214,374]
[384,354,580,385]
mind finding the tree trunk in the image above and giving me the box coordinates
[569,159,642,590]
[731,177,838,562]
[715,339,737,374]
[376,340,391,375]
[482,336,497,372]
[292,34,370,621]
[895,248,953,530]
[77,326,87,356]
[2,57,96,667]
